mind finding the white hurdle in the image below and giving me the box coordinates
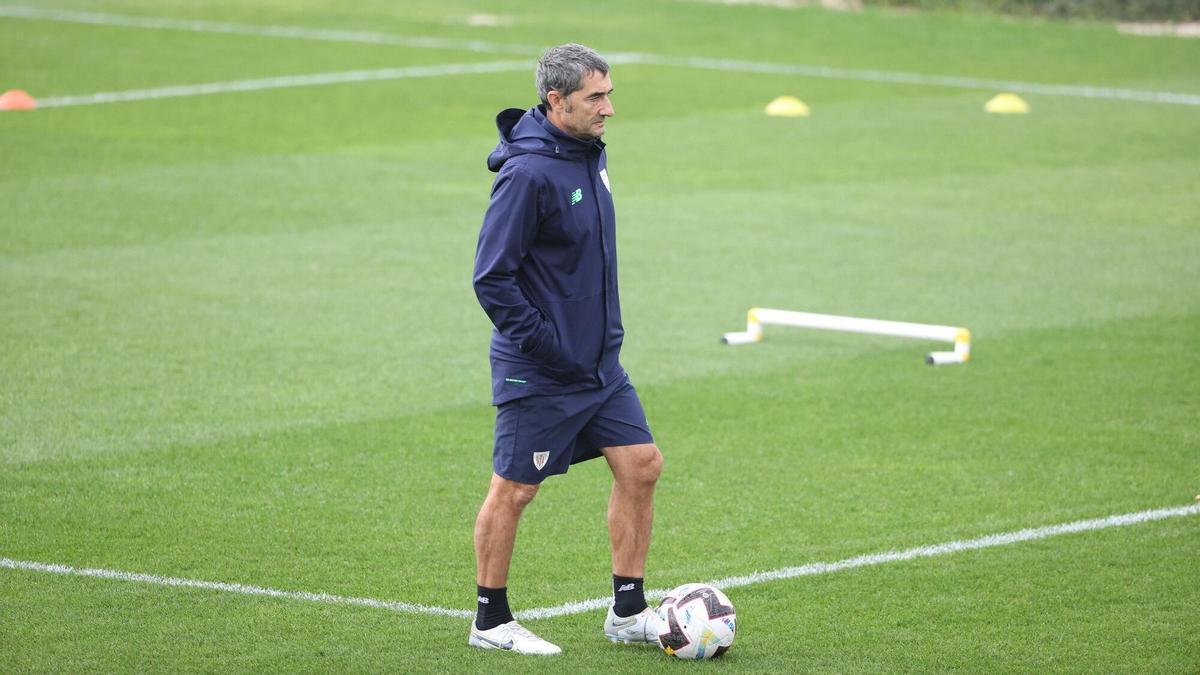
[722,308,971,365]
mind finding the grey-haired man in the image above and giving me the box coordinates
[469,43,663,655]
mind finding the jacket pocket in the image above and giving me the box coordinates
[528,317,588,383]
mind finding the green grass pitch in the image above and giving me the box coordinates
[2,0,1198,671]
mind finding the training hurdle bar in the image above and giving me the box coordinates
[722,308,971,365]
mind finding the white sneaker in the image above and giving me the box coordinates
[469,620,562,655]
[604,606,661,644]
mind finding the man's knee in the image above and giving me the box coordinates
[612,443,663,486]
[641,444,664,484]
[490,474,540,509]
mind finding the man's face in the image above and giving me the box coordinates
[549,70,614,141]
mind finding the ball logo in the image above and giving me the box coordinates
[677,587,735,618]
[532,451,549,471]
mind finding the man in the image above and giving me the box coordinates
[470,43,663,655]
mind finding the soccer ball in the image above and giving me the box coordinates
[655,583,736,659]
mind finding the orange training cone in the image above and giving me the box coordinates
[0,89,37,111]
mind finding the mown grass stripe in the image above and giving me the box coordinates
[3,5,1197,106]
[4,503,1195,620]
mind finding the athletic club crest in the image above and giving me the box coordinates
[532,451,550,471]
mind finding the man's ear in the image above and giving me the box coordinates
[546,89,563,113]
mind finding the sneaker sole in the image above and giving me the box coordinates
[605,634,657,645]
[470,632,561,655]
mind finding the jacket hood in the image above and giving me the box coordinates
[487,105,603,172]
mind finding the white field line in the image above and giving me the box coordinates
[3,5,1200,106]
[33,61,536,109]
[627,53,1200,107]
[516,502,1200,619]
[3,503,1196,621]
[0,4,537,55]
[0,557,473,619]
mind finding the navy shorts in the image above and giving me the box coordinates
[493,375,654,485]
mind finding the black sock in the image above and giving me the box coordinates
[612,575,647,617]
[475,585,514,631]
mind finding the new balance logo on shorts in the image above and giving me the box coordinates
[532,451,549,471]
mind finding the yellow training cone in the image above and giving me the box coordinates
[984,93,1030,114]
[765,96,810,117]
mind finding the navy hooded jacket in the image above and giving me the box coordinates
[473,105,625,405]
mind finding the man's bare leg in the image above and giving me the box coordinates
[469,473,561,654]
[601,443,663,643]
[602,443,663,576]
[475,473,539,588]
